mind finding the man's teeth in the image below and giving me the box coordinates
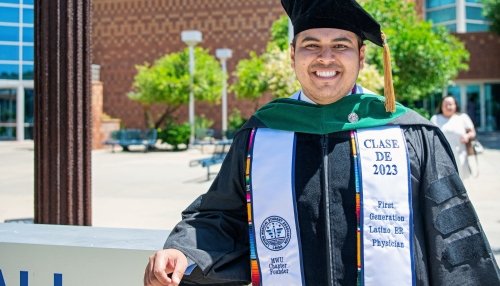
[315,71,337,78]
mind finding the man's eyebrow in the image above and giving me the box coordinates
[332,37,354,43]
[300,36,354,43]
[300,36,320,43]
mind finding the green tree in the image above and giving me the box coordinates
[357,63,384,94]
[483,0,500,34]
[360,0,469,104]
[231,15,300,107]
[263,46,301,99]
[269,15,290,51]
[128,47,222,128]
[231,51,268,111]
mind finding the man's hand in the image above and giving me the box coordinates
[144,248,188,286]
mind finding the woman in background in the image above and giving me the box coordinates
[431,95,476,179]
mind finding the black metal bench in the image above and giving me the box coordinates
[189,140,232,180]
[104,129,157,152]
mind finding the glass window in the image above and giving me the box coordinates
[466,23,490,32]
[444,23,457,32]
[24,0,34,4]
[0,64,19,79]
[24,88,34,140]
[0,88,17,140]
[466,85,480,127]
[0,7,20,23]
[466,6,486,21]
[426,0,455,9]
[0,45,19,61]
[22,8,33,24]
[0,26,19,42]
[0,88,17,121]
[466,0,481,2]
[22,26,33,42]
[24,88,34,123]
[0,126,16,140]
[1,0,20,3]
[427,7,456,23]
[22,64,33,79]
[485,83,500,131]
[22,45,33,61]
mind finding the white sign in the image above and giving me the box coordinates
[0,223,167,286]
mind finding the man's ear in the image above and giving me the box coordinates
[359,44,366,70]
[290,45,295,69]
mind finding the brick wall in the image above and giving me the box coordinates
[92,0,283,132]
[455,32,500,80]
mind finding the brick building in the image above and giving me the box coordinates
[92,0,284,133]
[423,0,500,131]
[92,0,500,134]
[2,0,498,141]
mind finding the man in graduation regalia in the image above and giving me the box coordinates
[144,0,500,285]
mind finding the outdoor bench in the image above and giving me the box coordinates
[189,139,232,180]
[104,129,157,152]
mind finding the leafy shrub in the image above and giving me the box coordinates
[158,122,190,150]
[226,109,247,139]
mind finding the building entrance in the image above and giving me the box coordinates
[0,87,34,140]
[486,83,500,131]
[0,88,16,140]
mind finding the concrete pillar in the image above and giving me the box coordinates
[480,83,486,131]
[460,84,467,113]
[457,0,466,33]
[16,84,24,141]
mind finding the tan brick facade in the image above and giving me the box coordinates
[92,0,284,132]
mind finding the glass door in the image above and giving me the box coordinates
[24,88,34,139]
[466,85,481,128]
[0,88,17,140]
[485,83,500,131]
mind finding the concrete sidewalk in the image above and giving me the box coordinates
[0,142,215,231]
[1,138,500,259]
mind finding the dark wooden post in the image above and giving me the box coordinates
[34,0,92,225]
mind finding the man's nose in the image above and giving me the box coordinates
[318,48,336,64]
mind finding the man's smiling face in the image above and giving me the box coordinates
[291,28,365,105]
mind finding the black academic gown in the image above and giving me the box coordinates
[165,110,500,286]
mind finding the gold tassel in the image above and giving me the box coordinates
[381,32,395,113]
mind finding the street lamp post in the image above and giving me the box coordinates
[215,48,232,139]
[181,30,202,146]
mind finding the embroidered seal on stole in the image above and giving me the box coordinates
[260,216,292,251]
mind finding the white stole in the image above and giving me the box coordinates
[249,126,415,285]
[355,126,415,285]
[250,128,305,286]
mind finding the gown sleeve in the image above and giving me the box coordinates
[409,125,500,285]
[163,130,251,285]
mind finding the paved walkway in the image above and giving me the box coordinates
[0,142,216,231]
[1,134,500,259]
